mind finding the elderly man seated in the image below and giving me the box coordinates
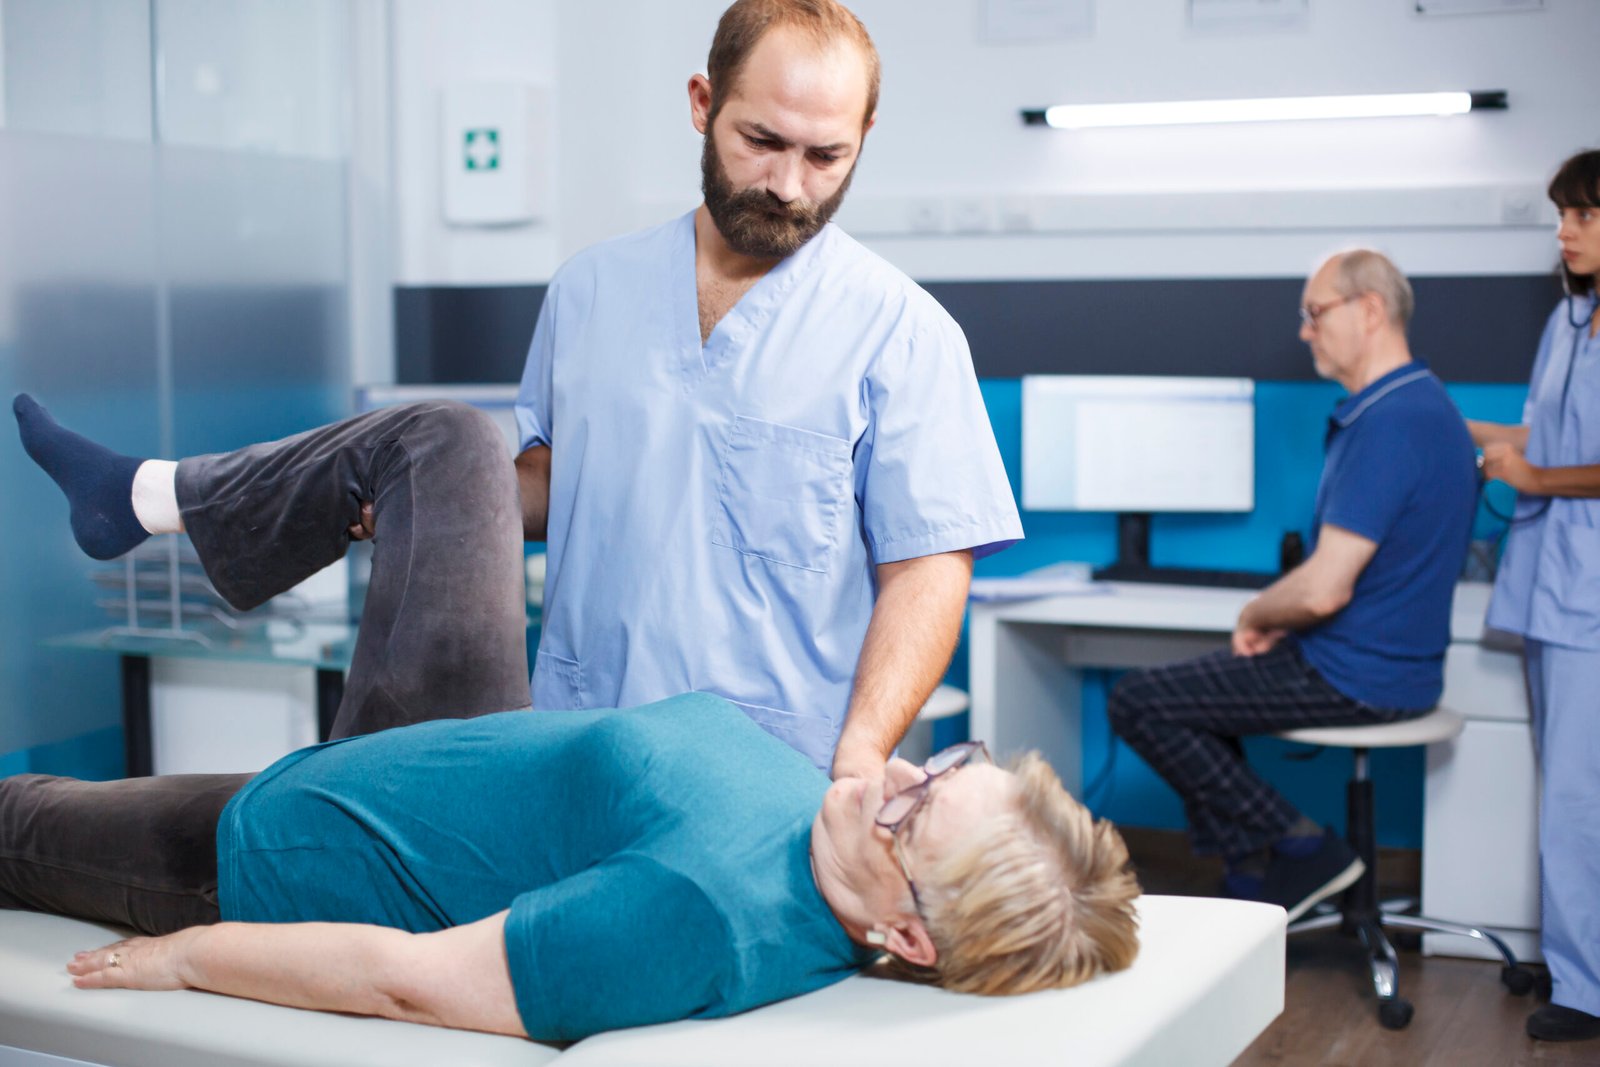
[1107,249,1476,923]
[3,396,1140,1041]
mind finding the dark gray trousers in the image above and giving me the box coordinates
[1107,640,1413,859]
[0,402,532,933]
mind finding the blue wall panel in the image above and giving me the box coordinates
[958,377,1528,849]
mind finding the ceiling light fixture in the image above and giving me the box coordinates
[1022,90,1507,130]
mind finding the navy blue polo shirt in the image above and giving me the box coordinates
[1295,361,1476,710]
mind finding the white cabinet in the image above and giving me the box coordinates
[1423,583,1541,961]
[965,578,1544,962]
[151,658,321,775]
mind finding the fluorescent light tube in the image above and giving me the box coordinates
[1022,90,1506,130]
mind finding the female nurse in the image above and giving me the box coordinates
[1467,148,1600,1045]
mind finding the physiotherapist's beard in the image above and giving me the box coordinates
[700,130,854,259]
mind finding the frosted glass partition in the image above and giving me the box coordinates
[162,146,350,457]
[0,134,163,757]
[0,0,152,141]
[154,0,346,159]
[0,0,353,770]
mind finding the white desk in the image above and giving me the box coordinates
[968,579,1540,961]
[970,582,1250,794]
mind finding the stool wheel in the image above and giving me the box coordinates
[1378,998,1414,1030]
[1502,965,1536,997]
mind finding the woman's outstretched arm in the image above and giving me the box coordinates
[1465,418,1529,451]
[67,910,525,1038]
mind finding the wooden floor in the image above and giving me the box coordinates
[1121,829,1596,1067]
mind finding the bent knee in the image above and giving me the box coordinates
[419,400,505,451]
[1106,673,1155,736]
[402,402,516,489]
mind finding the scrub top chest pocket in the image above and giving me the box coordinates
[712,415,853,572]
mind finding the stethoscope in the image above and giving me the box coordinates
[1481,284,1596,526]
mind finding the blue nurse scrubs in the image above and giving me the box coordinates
[1487,293,1600,1017]
[515,212,1021,770]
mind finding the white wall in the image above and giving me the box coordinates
[391,0,1600,288]
[390,0,560,285]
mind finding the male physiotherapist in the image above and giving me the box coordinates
[508,0,1021,778]
[1107,249,1476,921]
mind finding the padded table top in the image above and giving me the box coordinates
[565,894,1286,1067]
[1,894,1284,1067]
[0,910,555,1067]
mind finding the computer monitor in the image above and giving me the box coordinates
[1022,375,1256,578]
[1022,375,1254,512]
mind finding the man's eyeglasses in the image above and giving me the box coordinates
[1298,292,1364,329]
[874,741,991,908]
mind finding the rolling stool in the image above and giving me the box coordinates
[897,685,970,765]
[1275,707,1535,1030]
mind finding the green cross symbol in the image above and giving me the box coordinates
[464,128,500,171]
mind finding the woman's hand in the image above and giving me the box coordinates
[67,929,200,991]
[1482,441,1543,494]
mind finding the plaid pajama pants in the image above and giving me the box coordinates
[1106,639,1421,859]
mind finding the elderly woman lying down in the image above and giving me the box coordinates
[2,396,1141,1042]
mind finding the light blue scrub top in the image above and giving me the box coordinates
[516,212,1022,769]
[1487,295,1600,649]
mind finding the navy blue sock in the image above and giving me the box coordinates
[13,394,150,560]
[1274,817,1326,860]
[1222,870,1264,900]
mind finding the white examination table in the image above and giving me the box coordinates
[0,895,1284,1067]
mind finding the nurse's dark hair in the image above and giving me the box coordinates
[1549,149,1600,297]
[706,0,879,128]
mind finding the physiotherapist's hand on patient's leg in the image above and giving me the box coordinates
[348,499,375,541]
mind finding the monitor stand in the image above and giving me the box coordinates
[1091,513,1154,582]
[1092,513,1276,590]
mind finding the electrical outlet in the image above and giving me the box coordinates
[1500,188,1541,226]
[949,198,994,233]
[906,199,945,233]
[996,197,1037,233]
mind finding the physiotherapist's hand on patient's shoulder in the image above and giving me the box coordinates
[67,928,200,991]
[831,742,888,781]
[1481,441,1541,494]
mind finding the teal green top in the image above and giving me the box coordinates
[216,692,872,1041]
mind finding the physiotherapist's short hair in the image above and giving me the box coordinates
[1331,248,1415,330]
[916,752,1141,995]
[706,0,880,129]
[1549,149,1600,297]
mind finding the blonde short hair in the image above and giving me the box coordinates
[916,752,1141,995]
